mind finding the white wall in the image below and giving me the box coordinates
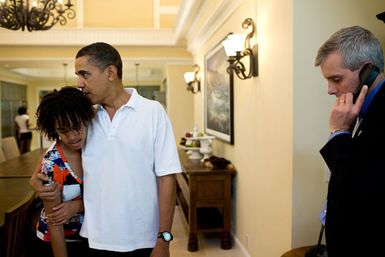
[166,65,194,142]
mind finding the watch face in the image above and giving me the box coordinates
[163,232,172,241]
[161,232,173,241]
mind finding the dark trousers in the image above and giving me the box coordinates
[86,248,153,257]
[31,237,152,257]
[31,238,89,257]
[19,132,32,154]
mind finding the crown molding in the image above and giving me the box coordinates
[185,0,245,55]
[174,0,204,43]
[0,28,178,46]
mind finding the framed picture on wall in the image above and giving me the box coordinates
[204,41,234,144]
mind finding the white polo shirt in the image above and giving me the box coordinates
[80,88,181,252]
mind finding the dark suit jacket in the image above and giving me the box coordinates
[320,80,385,257]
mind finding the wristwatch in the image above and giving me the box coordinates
[158,231,173,242]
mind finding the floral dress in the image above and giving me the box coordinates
[36,142,84,242]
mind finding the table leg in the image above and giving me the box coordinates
[188,233,198,251]
[220,232,232,249]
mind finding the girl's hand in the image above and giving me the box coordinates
[47,200,83,225]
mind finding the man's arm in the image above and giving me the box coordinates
[30,153,60,201]
[151,174,177,257]
[322,85,369,174]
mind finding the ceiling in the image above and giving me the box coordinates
[0,0,201,83]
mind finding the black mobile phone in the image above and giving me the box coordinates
[42,177,53,186]
[353,63,379,102]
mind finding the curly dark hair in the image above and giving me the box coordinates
[36,86,94,141]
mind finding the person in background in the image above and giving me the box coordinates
[315,25,385,257]
[34,86,94,257]
[15,105,32,153]
[31,42,181,257]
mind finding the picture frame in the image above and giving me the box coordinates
[204,41,234,144]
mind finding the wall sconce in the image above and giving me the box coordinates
[222,17,258,80]
[184,64,201,94]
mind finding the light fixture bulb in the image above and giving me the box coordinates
[184,72,195,83]
[222,33,246,57]
[222,38,236,57]
[229,34,246,52]
[224,18,258,79]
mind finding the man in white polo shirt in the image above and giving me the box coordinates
[31,42,181,257]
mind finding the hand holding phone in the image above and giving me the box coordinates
[42,176,54,186]
[353,63,379,102]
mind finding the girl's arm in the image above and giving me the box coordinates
[15,121,20,137]
[26,118,30,129]
[47,199,84,225]
[43,191,68,257]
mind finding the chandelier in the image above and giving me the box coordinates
[135,63,140,87]
[0,0,76,32]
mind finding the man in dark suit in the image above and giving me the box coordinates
[315,26,385,257]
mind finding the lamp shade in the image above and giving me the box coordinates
[184,72,195,83]
[222,33,246,57]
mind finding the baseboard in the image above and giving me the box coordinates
[232,233,252,257]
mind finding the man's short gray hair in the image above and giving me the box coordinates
[315,26,384,72]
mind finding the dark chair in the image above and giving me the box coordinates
[281,246,312,257]
[0,148,5,163]
[281,225,326,257]
[0,191,36,257]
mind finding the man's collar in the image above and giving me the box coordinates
[98,88,140,113]
[122,88,140,110]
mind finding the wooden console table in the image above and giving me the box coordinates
[176,149,236,251]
